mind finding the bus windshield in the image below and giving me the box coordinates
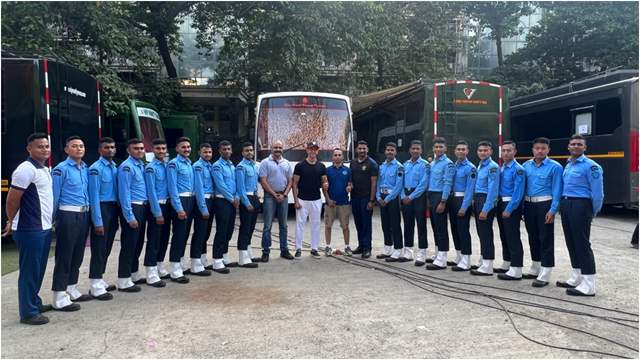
[137,107,164,153]
[256,95,351,162]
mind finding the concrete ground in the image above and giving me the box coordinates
[2,208,638,358]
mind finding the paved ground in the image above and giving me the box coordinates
[2,207,638,358]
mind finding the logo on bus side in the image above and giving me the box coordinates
[463,88,476,99]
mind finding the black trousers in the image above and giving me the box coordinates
[401,190,427,248]
[380,194,402,249]
[524,200,555,267]
[447,196,472,255]
[118,204,146,278]
[52,210,90,291]
[193,198,215,259]
[351,197,373,251]
[238,195,260,250]
[428,191,449,251]
[560,197,596,274]
[473,194,496,260]
[497,200,523,267]
[145,202,171,267]
[213,198,236,258]
[89,202,118,279]
[169,197,194,263]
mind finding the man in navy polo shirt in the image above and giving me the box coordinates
[323,148,353,256]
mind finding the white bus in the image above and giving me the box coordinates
[254,92,354,203]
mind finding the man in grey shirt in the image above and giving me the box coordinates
[259,140,294,261]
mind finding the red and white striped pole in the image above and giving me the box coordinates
[433,84,438,138]
[43,58,52,168]
[97,81,102,139]
[498,86,503,165]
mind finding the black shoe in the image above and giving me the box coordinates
[160,273,171,280]
[556,281,576,289]
[532,280,548,287]
[352,247,363,255]
[171,276,190,284]
[398,257,412,263]
[566,288,595,297]
[147,280,167,288]
[470,264,480,270]
[240,262,259,268]
[426,264,447,270]
[204,265,214,271]
[446,261,457,266]
[470,269,493,276]
[414,260,426,267]
[281,251,294,260]
[133,278,147,285]
[91,292,114,300]
[425,258,434,264]
[54,303,81,312]
[20,314,49,325]
[251,257,262,263]
[522,273,538,279]
[213,267,230,274]
[376,253,390,259]
[190,269,212,276]
[310,249,321,258]
[362,250,371,259]
[294,249,302,258]
[494,268,508,274]
[385,257,399,262]
[105,285,117,292]
[225,262,239,268]
[183,269,192,275]
[118,285,142,293]
[39,304,53,313]
[497,274,522,281]
[451,266,469,272]
[71,294,93,302]
[261,253,270,263]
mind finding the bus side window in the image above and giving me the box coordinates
[595,97,622,135]
[574,111,593,135]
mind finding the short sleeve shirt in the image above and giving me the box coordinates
[11,158,53,231]
[326,165,352,205]
[351,157,379,199]
[294,160,327,201]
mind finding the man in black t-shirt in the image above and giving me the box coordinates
[292,141,328,258]
[350,140,378,258]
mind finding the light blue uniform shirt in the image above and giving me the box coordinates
[474,158,500,213]
[401,157,430,200]
[236,158,259,207]
[499,160,525,214]
[145,157,169,218]
[193,158,215,215]
[376,158,404,202]
[258,155,292,193]
[52,156,89,211]
[562,155,604,215]
[88,157,118,227]
[117,156,147,222]
[523,157,563,215]
[428,154,455,201]
[452,158,476,212]
[167,155,194,213]
[212,157,238,202]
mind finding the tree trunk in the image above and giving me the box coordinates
[495,27,504,68]
[155,33,178,79]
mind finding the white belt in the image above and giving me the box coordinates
[454,192,465,197]
[215,194,225,199]
[158,199,167,204]
[204,194,213,199]
[131,201,147,205]
[246,191,255,195]
[59,205,90,213]
[525,195,552,203]
[501,196,512,202]
[179,192,194,197]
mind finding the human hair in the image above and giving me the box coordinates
[333,148,344,154]
[200,143,212,150]
[477,140,493,148]
[242,142,253,150]
[433,137,446,145]
[127,138,143,146]
[65,136,83,146]
[385,142,397,149]
[99,137,115,145]
[502,140,516,149]
[219,140,232,149]
[533,137,550,146]
[570,134,586,143]
[27,133,47,145]
[410,140,422,147]
[456,140,469,148]
[176,136,191,145]
[152,138,167,146]
[357,140,368,146]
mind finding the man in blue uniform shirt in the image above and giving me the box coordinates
[558,135,604,296]
[191,143,215,275]
[322,148,353,256]
[51,136,92,310]
[426,137,455,270]
[117,139,150,292]
[144,139,172,285]
[496,141,526,280]
[235,142,261,267]
[470,140,500,276]
[212,140,239,273]
[375,142,404,261]
[400,140,429,264]
[167,137,195,283]
[522,137,563,287]
[87,137,118,300]
[449,141,476,271]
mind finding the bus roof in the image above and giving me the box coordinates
[257,92,351,106]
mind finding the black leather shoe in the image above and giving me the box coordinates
[204,265,214,271]
[118,285,142,292]
[451,266,469,272]
[385,257,399,262]
[425,258,434,264]
[494,268,508,274]
[105,285,117,292]
[556,281,576,288]
[133,278,147,285]
[240,262,259,268]
[183,269,192,275]
[92,292,114,300]
[497,274,521,281]
[190,269,212,276]
[352,247,363,255]
[414,260,426,267]
[362,250,371,259]
[225,262,239,268]
[281,251,294,260]
[171,276,190,284]
[261,253,270,263]
[71,294,93,302]
[160,273,171,280]
[532,279,548,287]
[446,261,457,266]
[566,288,594,297]
[213,268,230,274]
[39,304,53,313]
[251,257,262,263]
[147,280,167,288]
[426,264,447,270]
[376,253,390,259]
[470,269,493,276]
[20,314,49,325]
[398,257,412,263]
[470,264,480,270]
[522,273,538,279]
[54,303,81,312]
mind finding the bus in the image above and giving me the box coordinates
[352,79,508,164]
[509,70,638,209]
[254,92,354,202]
